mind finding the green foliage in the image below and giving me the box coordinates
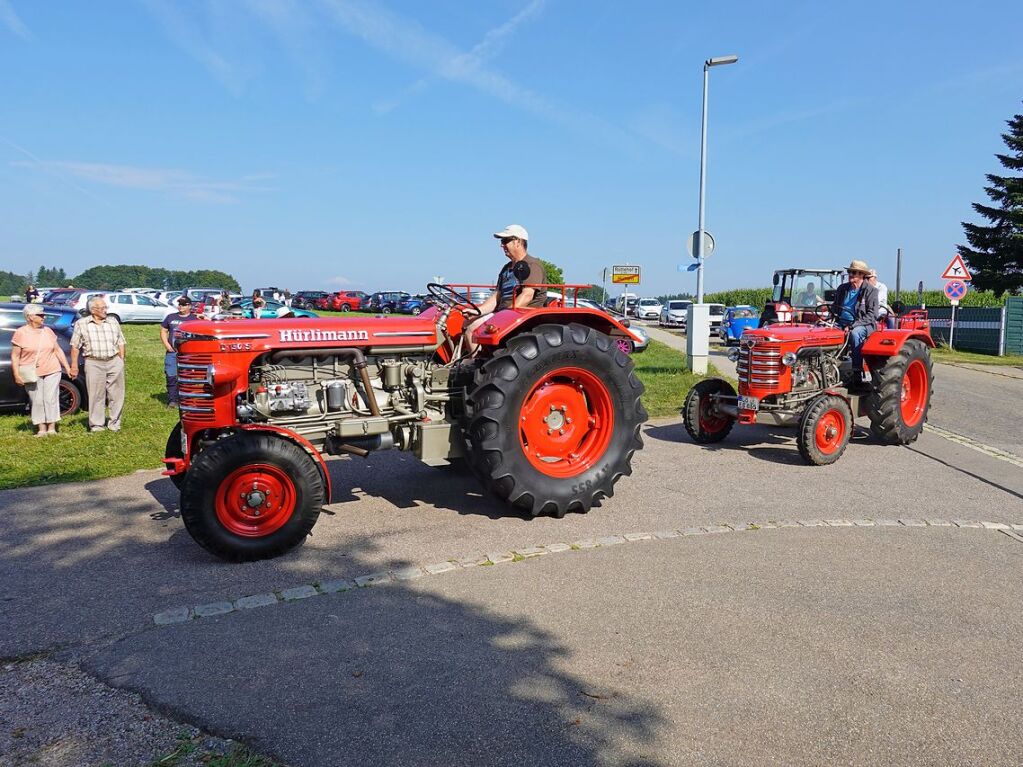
[958,103,1023,294]
[538,258,564,286]
[657,291,695,303]
[0,269,30,297]
[71,265,241,292]
[35,266,68,285]
[908,289,1008,307]
[703,288,773,307]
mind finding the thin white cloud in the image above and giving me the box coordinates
[0,0,31,39]
[11,159,273,204]
[323,0,639,152]
[240,0,329,98]
[141,0,246,95]
[327,275,354,286]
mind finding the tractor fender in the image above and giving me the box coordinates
[236,424,332,502]
[861,329,934,358]
[474,307,635,347]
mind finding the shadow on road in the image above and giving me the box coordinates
[83,534,669,766]
[643,422,806,465]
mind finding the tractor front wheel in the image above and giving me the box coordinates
[866,339,933,444]
[682,378,736,443]
[164,423,186,490]
[180,433,324,562]
[464,323,646,518]
[797,394,852,465]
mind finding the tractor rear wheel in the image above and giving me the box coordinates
[180,433,324,562]
[797,394,852,466]
[682,379,736,443]
[464,323,646,518]
[867,340,933,444]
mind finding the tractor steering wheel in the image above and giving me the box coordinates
[814,302,838,324]
[427,283,482,317]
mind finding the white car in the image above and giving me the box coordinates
[634,298,663,320]
[99,292,176,323]
[659,300,692,328]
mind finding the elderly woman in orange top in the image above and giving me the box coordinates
[11,304,72,436]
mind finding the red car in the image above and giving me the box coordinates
[317,291,369,312]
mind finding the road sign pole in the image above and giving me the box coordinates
[949,303,956,350]
[695,64,709,304]
[895,247,902,302]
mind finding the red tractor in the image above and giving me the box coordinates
[163,280,648,561]
[682,295,934,465]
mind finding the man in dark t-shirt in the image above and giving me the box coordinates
[464,224,546,353]
[160,297,194,407]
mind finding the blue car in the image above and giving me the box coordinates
[396,294,436,316]
[719,305,760,345]
[228,299,318,319]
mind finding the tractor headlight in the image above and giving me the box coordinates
[727,347,741,362]
[782,351,798,366]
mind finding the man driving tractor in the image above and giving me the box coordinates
[830,259,879,388]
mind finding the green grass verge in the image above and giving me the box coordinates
[930,344,1023,366]
[0,330,702,489]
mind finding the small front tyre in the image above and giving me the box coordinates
[180,433,324,562]
[797,394,852,466]
[682,379,736,443]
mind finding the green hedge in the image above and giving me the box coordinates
[701,287,1010,308]
[703,288,773,307]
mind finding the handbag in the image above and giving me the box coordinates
[18,328,45,384]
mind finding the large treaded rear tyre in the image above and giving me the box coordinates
[464,323,646,518]
[682,378,736,443]
[180,433,324,562]
[867,339,933,445]
[797,394,852,466]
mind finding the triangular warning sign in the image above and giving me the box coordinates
[941,254,972,281]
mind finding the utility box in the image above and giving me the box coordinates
[686,304,710,373]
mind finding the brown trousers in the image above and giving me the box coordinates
[85,356,125,430]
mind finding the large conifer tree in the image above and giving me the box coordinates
[958,105,1023,294]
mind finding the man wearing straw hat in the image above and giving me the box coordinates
[830,259,879,387]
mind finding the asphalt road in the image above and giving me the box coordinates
[2,333,1022,765]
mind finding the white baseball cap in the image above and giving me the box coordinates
[493,224,529,241]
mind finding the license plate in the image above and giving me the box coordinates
[738,395,759,412]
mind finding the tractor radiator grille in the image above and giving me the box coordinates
[737,344,782,392]
[177,354,215,421]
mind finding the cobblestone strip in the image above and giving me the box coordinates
[923,423,1023,468]
[151,518,1013,626]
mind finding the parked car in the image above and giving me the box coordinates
[183,287,229,303]
[707,303,726,335]
[368,291,411,314]
[226,299,318,319]
[396,294,436,315]
[0,303,87,416]
[659,300,691,328]
[315,291,370,311]
[719,305,760,344]
[634,298,663,321]
[292,290,330,310]
[99,292,176,323]
[41,288,79,307]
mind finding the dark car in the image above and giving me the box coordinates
[292,290,330,310]
[396,294,436,315]
[41,288,79,307]
[368,291,411,314]
[0,303,87,416]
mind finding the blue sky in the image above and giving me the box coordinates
[1,1,1021,296]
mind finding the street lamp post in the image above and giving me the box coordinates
[695,54,738,304]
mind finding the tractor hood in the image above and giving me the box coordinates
[742,324,846,347]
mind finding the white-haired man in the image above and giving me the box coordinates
[70,296,126,432]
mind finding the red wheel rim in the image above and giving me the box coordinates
[215,464,297,537]
[698,393,730,434]
[519,367,615,478]
[814,408,846,454]
[901,359,928,426]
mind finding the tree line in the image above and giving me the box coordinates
[0,264,240,296]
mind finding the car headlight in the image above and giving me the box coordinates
[782,351,797,366]
[727,347,741,362]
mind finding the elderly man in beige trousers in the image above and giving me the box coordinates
[69,296,127,432]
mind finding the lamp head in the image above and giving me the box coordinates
[705,55,739,68]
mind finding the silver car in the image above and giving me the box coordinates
[99,292,176,323]
[659,300,691,328]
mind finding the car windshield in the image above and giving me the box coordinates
[710,305,725,316]
[784,272,844,307]
[667,301,689,310]
[638,299,658,306]
[732,308,757,319]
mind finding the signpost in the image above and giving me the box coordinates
[611,265,641,285]
[940,256,972,349]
